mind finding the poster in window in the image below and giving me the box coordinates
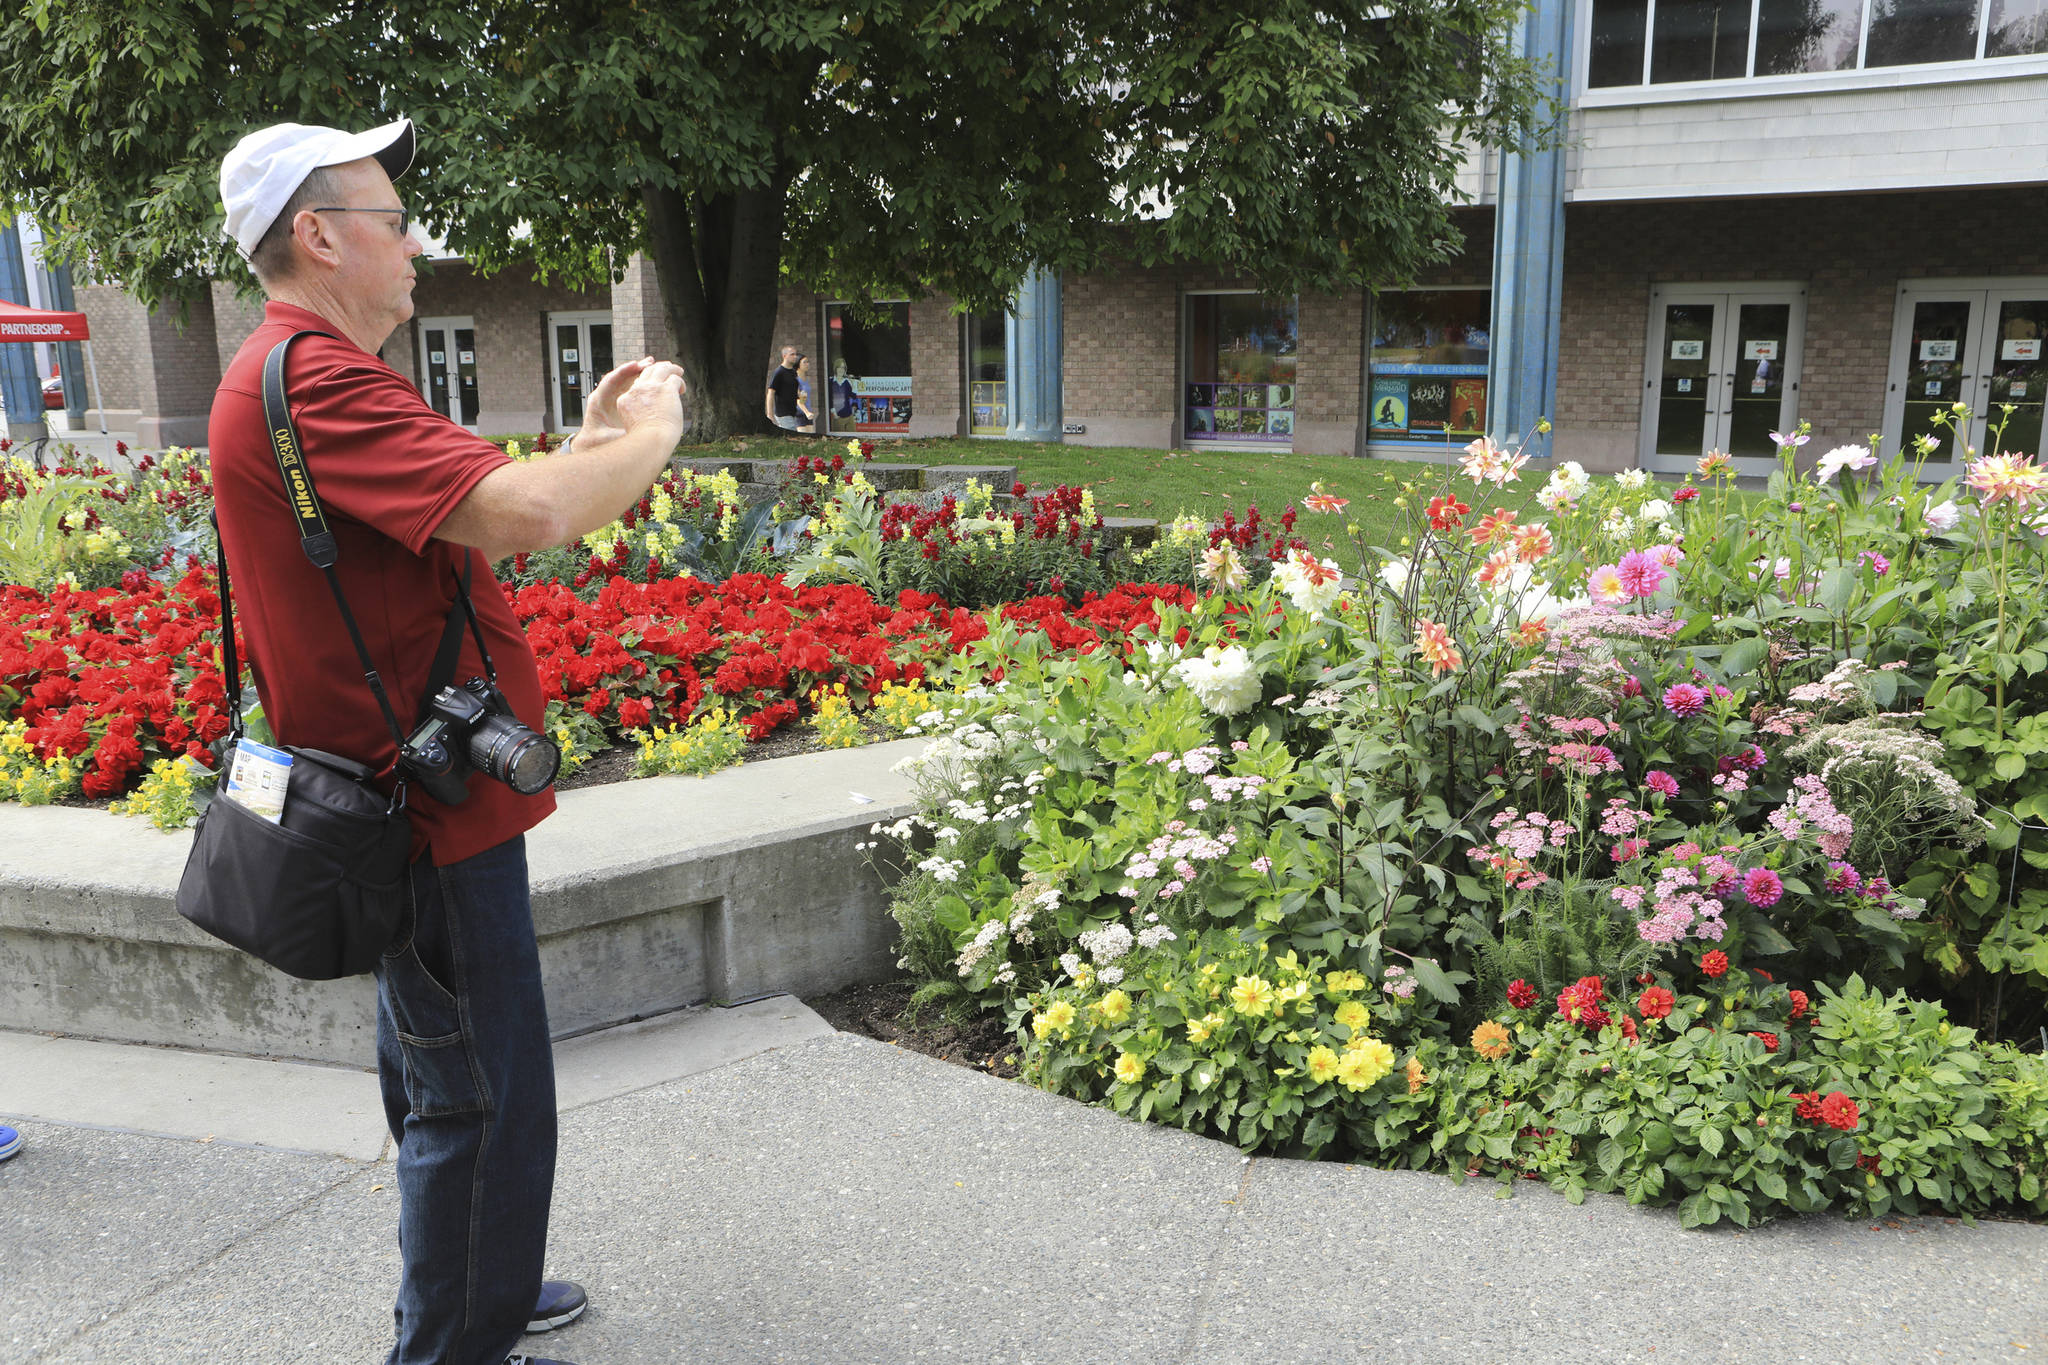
[2005,339,2043,361]
[1266,410,1295,437]
[1406,378,1451,434]
[1670,339,1705,361]
[1370,377,1410,432]
[1268,383,1295,410]
[1449,378,1487,434]
[1188,408,1216,435]
[1920,339,1959,362]
[1187,383,1215,408]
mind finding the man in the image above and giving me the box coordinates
[765,344,802,430]
[211,117,685,1365]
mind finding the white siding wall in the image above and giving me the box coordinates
[1567,73,2048,201]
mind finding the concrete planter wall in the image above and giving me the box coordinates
[0,741,927,1065]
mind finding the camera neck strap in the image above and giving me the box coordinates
[210,330,494,763]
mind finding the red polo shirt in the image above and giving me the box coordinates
[209,302,555,865]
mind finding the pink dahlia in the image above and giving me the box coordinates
[1644,770,1680,797]
[1663,683,1708,718]
[1743,867,1784,908]
[1616,549,1668,599]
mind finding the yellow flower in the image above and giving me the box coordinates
[1072,963,1095,989]
[1277,979,1311,1005]
[1337,1038,1395,1091]
[1113,1052,1146,1086]
[1229,975,1276,1017]
[1186,1015,1213,1043]
[1306,1046,1341,1084]
[1470,1020,1512,1060]
[1325,969,1366,994]
[1094,989,1131,1025]
[1334,1000,1371,1034]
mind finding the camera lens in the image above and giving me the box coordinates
[500,733,560,795]
[468,717,560,796]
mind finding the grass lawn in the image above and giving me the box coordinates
[655,434,1751,575]
[676,435,1457,571]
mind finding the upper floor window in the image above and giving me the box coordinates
[1588,0,2048,87]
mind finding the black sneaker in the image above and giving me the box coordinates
[505,1356,577,1365]
[526,1279,588,1333]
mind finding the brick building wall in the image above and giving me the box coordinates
[908,295,961,438]
[1555,185,2048,470]
[73,282,149,429]
[1062,263,1181,449]
[1062,210,1494,457]
[407,259,609,434]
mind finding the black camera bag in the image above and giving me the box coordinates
[176,331,474,980]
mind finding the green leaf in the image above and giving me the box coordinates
[1827,1136,1861,1170]
[1718,636,1769,679]
[1698,1124,1725,1158]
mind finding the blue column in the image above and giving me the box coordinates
[0,218,47,440]
[1006,266,1063,443]
[1488,0,1574,460]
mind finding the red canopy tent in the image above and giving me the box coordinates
[0,297,112,458]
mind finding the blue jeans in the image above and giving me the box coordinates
[376,835,556,1365]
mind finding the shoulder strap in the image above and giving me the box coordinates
[259,331,410,753]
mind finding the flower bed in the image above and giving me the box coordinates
[864,414,2048,1225]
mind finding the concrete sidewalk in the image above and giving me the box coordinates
[4,1005,2045,1365]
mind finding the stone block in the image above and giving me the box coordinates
[858,463,927,492]
[1098,516,1160,550]
[921,464,1019,494]
[0,742,930,1065]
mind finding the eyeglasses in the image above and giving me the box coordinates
[311,206,410,238]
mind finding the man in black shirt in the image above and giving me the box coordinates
[765,346,802,431]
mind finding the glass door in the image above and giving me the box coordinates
[1642,285,1806,476]
[1985,290,2047,463]
[1885,281,2048,479]
[547,311,615,431]
[967,312,1008,436]
[415,315,479,430]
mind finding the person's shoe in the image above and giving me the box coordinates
[505,1356,577,1364]
[0,1126,20,1162]
[525,1279,588,1333]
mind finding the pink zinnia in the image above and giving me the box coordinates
[1825,861,1861,893]
[1743,867,1784,908]
[1644,769,1680,797]
[1622,675,1644,698]
[1616,549,1668,598]
[1663,683,1708,718]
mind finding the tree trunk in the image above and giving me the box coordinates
[642,177,790,443]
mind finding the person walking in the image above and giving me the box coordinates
[212,116,686,1365]
[765,345,803,430]
[795,355,817,433]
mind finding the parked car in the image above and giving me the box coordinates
[42,372,63,409]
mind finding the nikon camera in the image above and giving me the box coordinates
[399,677,560,806]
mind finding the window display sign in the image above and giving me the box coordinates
[1369,377,1409,431]
[2005,339,2043,361]
[1742,339,1779,361]
[1921,339,1959,362]
[825,302,913,436]
[1369,289,1490,444]
[1671,339,1705,361]
[1185,294,1297,445]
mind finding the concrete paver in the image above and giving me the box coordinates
[4,1013,2045,1364]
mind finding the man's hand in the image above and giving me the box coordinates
[576,357,687,454]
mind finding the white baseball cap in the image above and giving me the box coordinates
[219,117,416,258]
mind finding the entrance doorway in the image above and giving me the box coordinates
[967,312,1008,436]
[1640,284,1806,476]
[547,311,614,431]
[1885,280,2048,479]
[416,316,479,430]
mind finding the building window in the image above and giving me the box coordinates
[824,301,912,436]
[1184,293,1297,446]
[1587,0,2048,86]
[1366,290,1490,449]
[967,312,1008,435]
[546,310,613,431]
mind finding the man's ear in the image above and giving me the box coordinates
[289,209,342,271]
